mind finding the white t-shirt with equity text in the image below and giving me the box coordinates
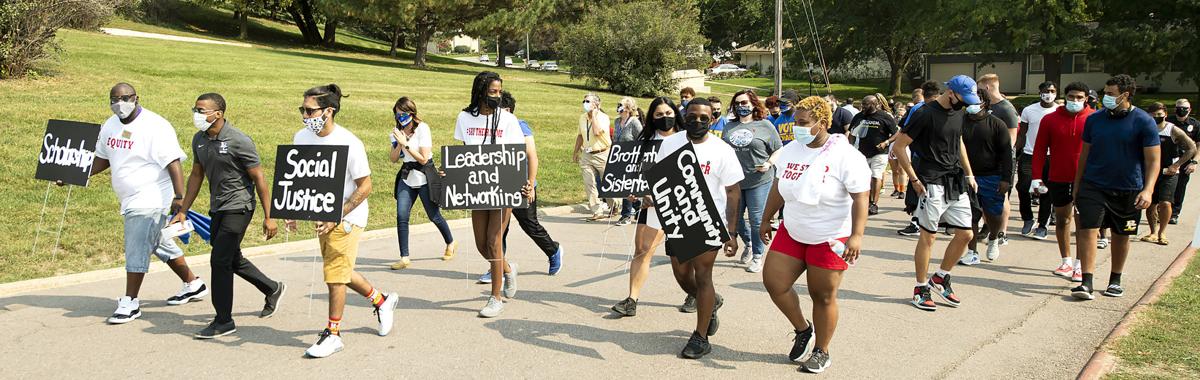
[390,122,433,187]
[646,132,744,230]
[775,139,871,244]
[294,124,371,228]
[1020,103,1060,155]
[95,108,187,213]
[454,110,525,145]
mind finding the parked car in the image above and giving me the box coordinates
[526,60,540,69]
[504,57,513,66]
[479,54,490,62]
[541,61,559,71]
[708,63,747,75]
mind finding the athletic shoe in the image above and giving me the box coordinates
[998,233,1010,246]
[958,250,981,266]
[1098,238,1110,250]
[261,282,286,318]
[615,216,633,226]
[1048,215,1056,226]
[107,296,141,324]
[502,263,519,298]
[1053,263,1074,278]
[707,294,724,337]
[478,271,493,284]
[680,331,711,359]
[548,248,563,276]
[868,203,879,215]
[1103,284,1125,297]
[1031,197,1040,206]
[738,246,752,265]
[195,320,237,339]
[891,190,902,198]
[985,238,1001,261]
[802,348,832,373]
[680,295,697,313]
[929,273,961,307]
[1071,266,1083,282]
[611,297,637,317]
[374,292,399,336]
[1032,227,1049,240]
[1021,220,1035,237]
[304,329,344,358]
[167,278,208,305]
[943,227,954,236]
[747,255,765,273]
[1169,214,1180,225]
[478,296,505,318]
[1071,285,1094,300]
[789,321,814,362]
[911,286,936,311]
[898,222,920,236]
[390,257,411,270]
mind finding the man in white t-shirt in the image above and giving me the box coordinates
[650,98,743,360]
[1016,81,1060,239]
[84,83,206,325]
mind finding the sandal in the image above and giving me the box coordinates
[1139,234,1158,243]
[1157,236,1170,246]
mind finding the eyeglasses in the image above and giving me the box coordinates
[109,95,136,103]
[299,106,325,116]
[192,107,217,114]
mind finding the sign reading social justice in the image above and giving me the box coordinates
[598,140,661,198]
[646,144,730,263]
[270,145,348,222]
[440,144,528,210]
[36,120,101,186]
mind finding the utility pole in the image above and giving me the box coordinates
[526,31,531,68]
[773,0,783,95]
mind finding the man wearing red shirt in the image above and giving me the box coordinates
[1031,82,1093,282]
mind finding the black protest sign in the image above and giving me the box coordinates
[35,120,101,186]
[647,144,730,263]
[599,141,661,198]
[270,145,348,222]
[440,144,529,210]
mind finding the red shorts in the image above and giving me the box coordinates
[769,224,849,271]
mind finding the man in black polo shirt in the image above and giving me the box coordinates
[1168,99,1199,224]
[173,93,285,338]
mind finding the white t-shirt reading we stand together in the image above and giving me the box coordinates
[646,132,743,230]
[95,108,187,212]
[774,137,871,244]
[294,124,372,228]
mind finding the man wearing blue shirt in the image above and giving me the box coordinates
[1070,74,1162,300]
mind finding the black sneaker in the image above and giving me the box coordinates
[1169,214,1180,225]
[1103,284,1125,297]
[680,331,711,359]
[801,348,832,373]
[868,203,879,215]
[611,297,638,317]
[891,190,902,199]
[679,295,697,313]
[261,282,286,318]
[898,223,920,236]
[789,321,814,362]
[1071,285,1095,300]
[195,320,237,339]
[707,294,724,336]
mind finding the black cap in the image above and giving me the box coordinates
[781,90,800,103]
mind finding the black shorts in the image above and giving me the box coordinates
[1075,181,1141,235]
[1153,174,1179,204]
[637,207,650,224]
[1046,181,1074,208]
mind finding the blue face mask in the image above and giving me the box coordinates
[1065,100,1084,113]
[735,105,753,117]
[396,112,412,126]
[794,123,816,145]
[966,104,983,115]
[1102,94,1119,110]
[779,103,792,112]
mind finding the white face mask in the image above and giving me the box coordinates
[303,114,326,135]
[1065,100,1084,113]
[966,104,983,115]
[583,102,593,113]
[193,112,215,131]
[1040,93,1056,104]
[794,124,816,145]
[111,101,136,119]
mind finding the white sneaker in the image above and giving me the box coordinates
[746,256,765,273]
[738,246,752,265]
[304,329,344,358]
[985,239,1001,261]
[502,263,518,299]
[478,296,505,318]
[107,296,141,324]
[1097,238,1110,250]
[375,292,399,336]
[167,278,208,305]
[958,250,981,266]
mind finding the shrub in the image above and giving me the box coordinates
[452,45,471,54]
[1,0,124,79]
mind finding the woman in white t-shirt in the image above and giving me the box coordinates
[453,72,529,318]
[759,96,870,373]
[388,97,456,270]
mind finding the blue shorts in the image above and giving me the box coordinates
[122,208,185,273]
[974,175,1006,216]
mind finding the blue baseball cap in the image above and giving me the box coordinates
[945,75,982,105]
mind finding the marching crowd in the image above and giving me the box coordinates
[74,69,1200,373]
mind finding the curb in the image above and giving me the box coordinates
[0,204,587,298]
[1076,244,1198,379]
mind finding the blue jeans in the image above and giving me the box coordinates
[736,183,771,257]
[396,179,453,257]
[620,199,641,218]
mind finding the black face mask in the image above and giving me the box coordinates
[1154,116,1166,124]
[685,118,711,139]
[949,94,965,111]
[485,96,502,110]
[713,110,722,119]
[653,116,675,131]
[1178,107,1191,118]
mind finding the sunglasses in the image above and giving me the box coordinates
[109,94,136,103]
[192,107,218,114]
[299,106,325,116]
[685,115,713,124]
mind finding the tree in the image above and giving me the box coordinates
[697,0,771,57]
[968,0,1094,88]
[285,0,325,45]
[557,0,708,96]
[1090,0,1200,96]
[1,0,121,79]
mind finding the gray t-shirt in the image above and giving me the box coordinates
[991,99,1020,130]
[613,116,642,143]
[722,119,783,189]
[191,122,261,213]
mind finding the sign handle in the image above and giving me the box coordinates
[51,185,73,259]
[30,182,53,256]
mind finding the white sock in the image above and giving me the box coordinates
[1075,259,1082,268]
[916,281,929,288]
[1062,257,1072,266]
[935,269,950,277]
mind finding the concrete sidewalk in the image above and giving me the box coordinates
[1,192,1194,379]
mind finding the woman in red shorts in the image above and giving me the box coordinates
[759,96,870,373]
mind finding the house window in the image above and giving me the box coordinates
[1072,54,1104,73]
[1029,55,1044,73]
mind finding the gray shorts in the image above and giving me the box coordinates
[123,208,184,273]
[915,184,972,232]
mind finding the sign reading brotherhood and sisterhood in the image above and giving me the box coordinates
[440,144,528,210]
[36,120,101,186]
[270,145,348,222]
[647,144,730,263]
[599,140,661,198]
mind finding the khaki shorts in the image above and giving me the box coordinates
[319,222,363,284]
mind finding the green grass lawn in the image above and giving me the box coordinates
[1107,250,1200,379]
[0,15,636,283]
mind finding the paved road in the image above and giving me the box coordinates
[1,189,1194,378]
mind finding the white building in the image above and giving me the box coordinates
[925,53,1196,94]
[426,34,482,54]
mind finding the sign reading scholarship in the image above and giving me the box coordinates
[270,145,348,222]
[598,140,661,198]
[440,144,529,210]
[646,144,730,263]
[35,120,101,186]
